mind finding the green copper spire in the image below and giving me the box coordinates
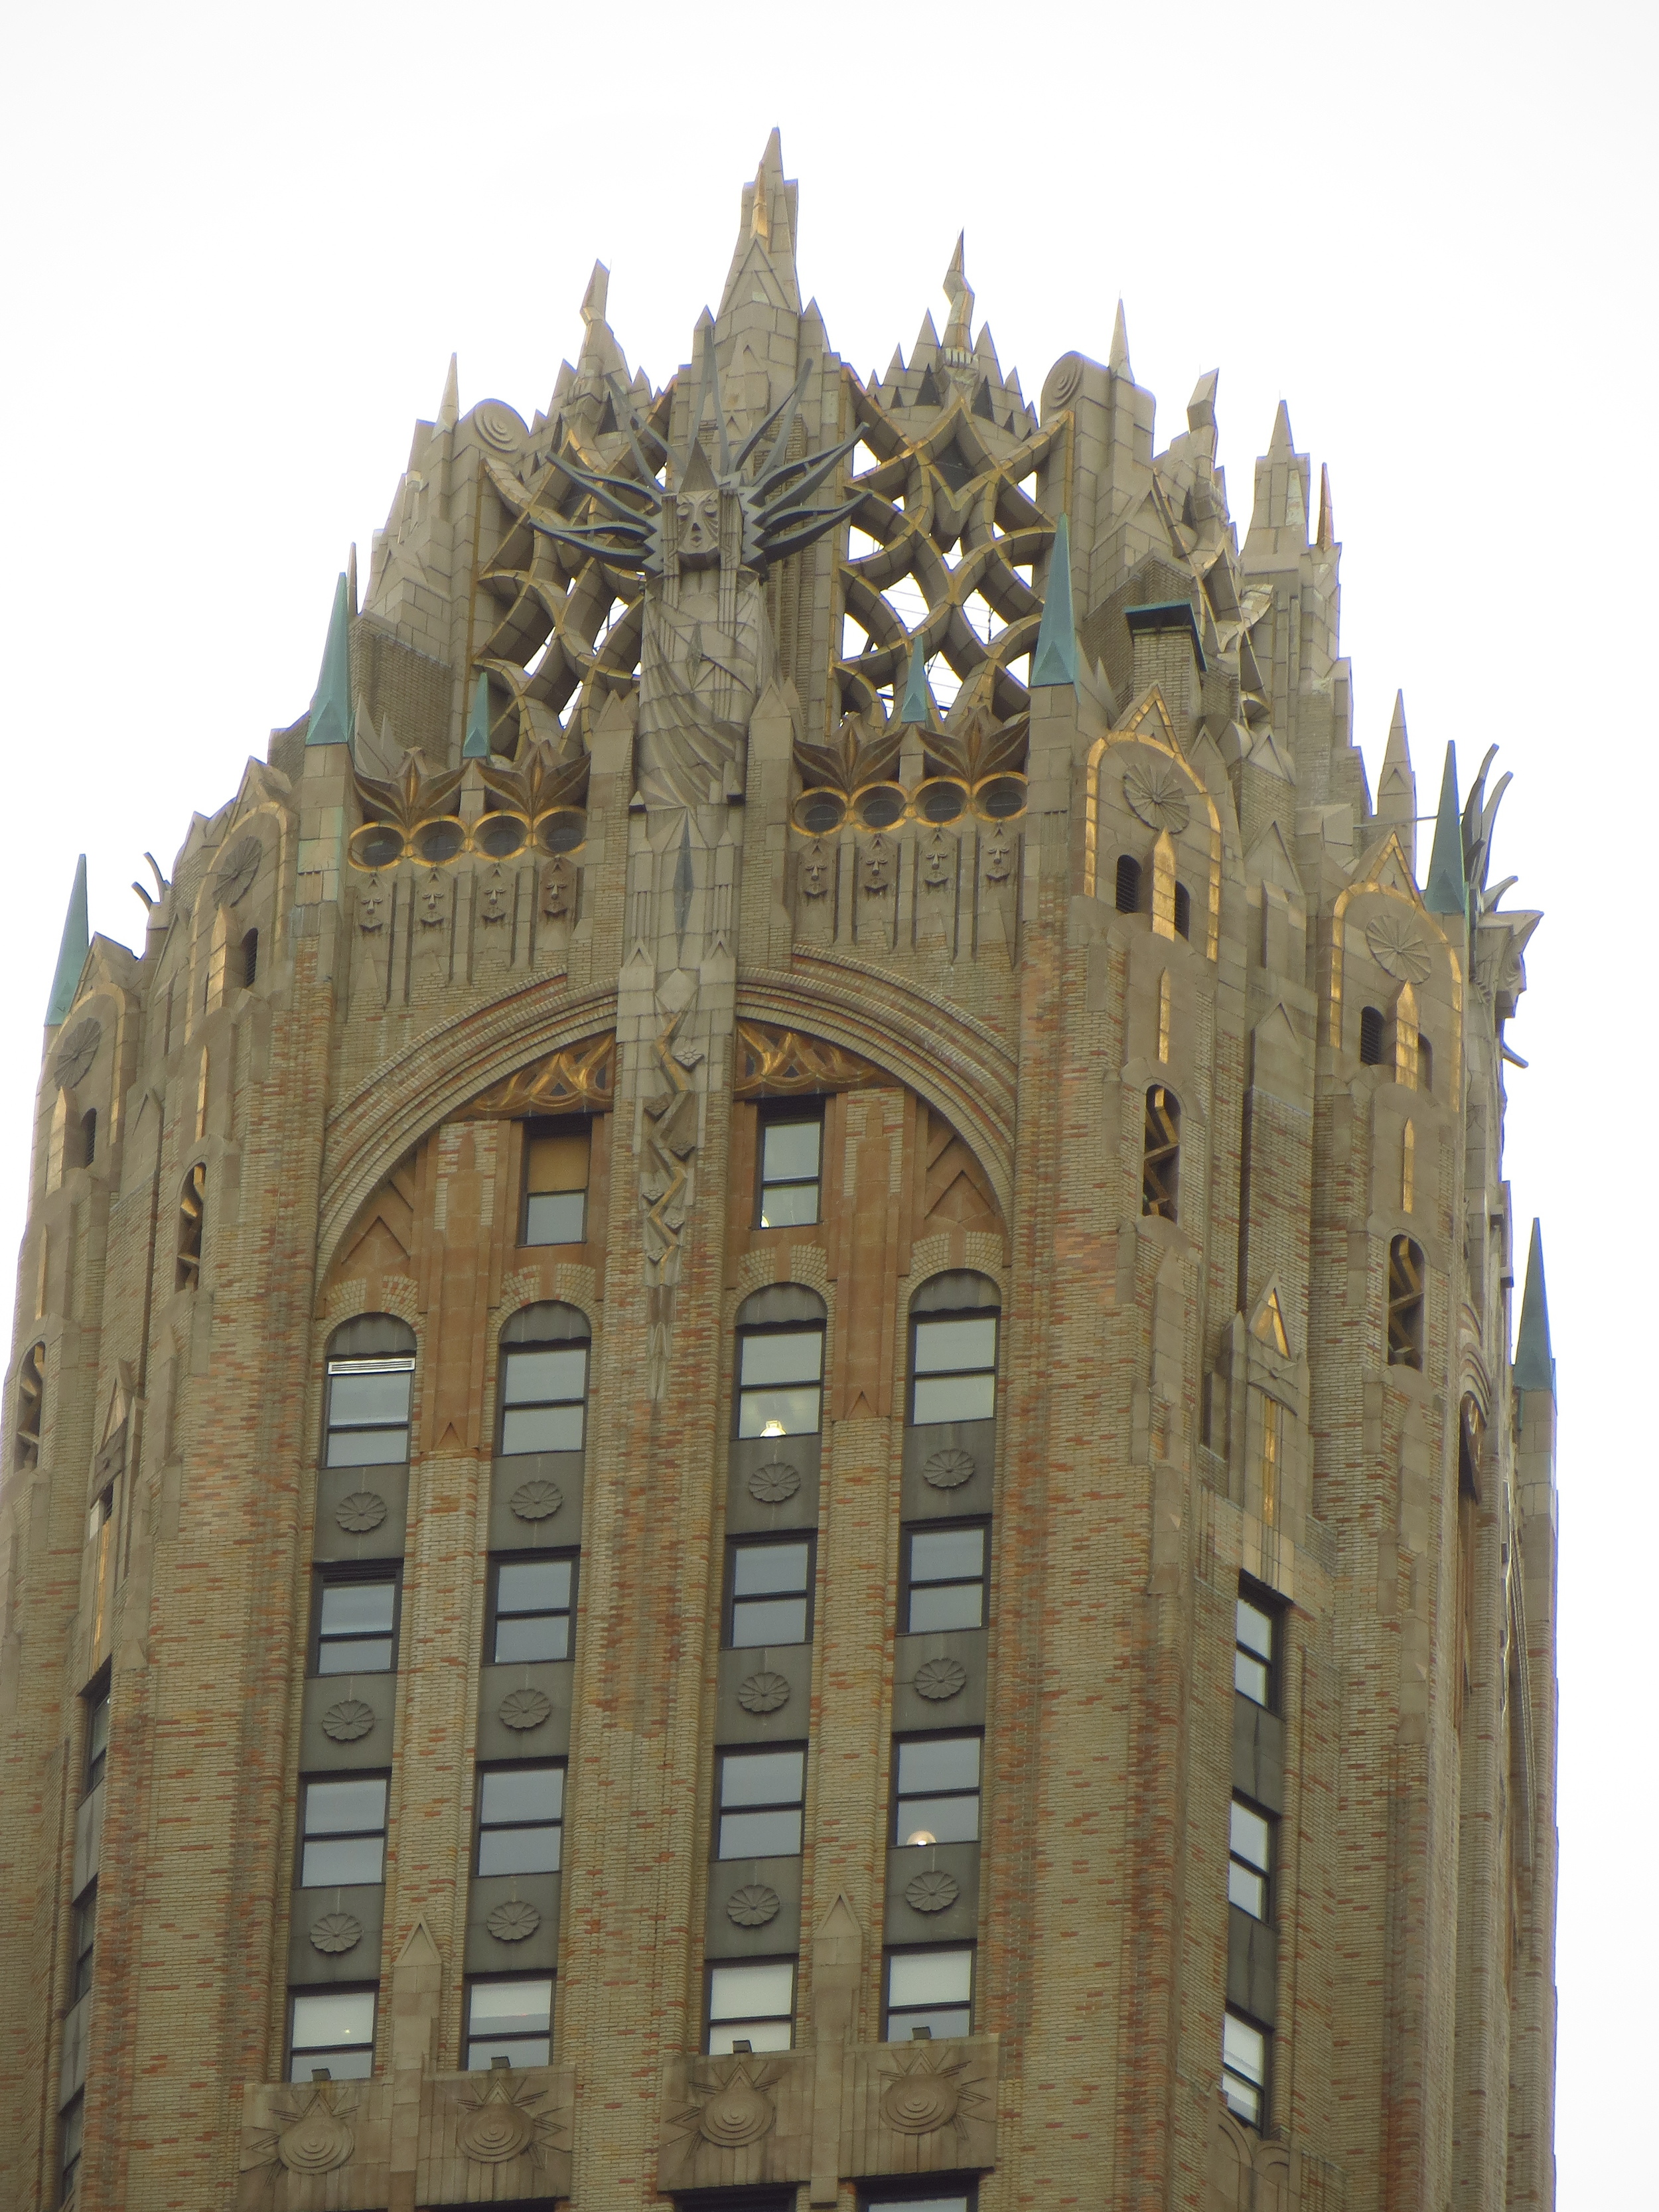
[46,854,90,1025]
[1514,1218,1555,1396]
[1031,512,1078,689]
[899,637,933,726]
[1423,743,1467,916]
[305,570,353,748]
[462,670,492,760]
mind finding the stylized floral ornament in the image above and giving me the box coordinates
[498,1687,553,1732]
[873,2041,993,2148]
[668,2054,784,2153]
[321,1698,375,1743]
[746,1460,801,1504]
[510,1478,564,1522]
[1123,759,1192,835]
[334,1490,388,1534]
[309,1911,364,1955]
[246,2080,360,2177]
[1364,911,1433,984]
[725,1882,782,1928]
[904,1870,960,1915]
[455,2069,564,2168]
[487,1898,541,1943]
[52,1019,102,1090]
[737,1670,790,1714]
[922,1447,975,1490]
[913,1657,968,1702]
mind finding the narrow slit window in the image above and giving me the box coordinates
[911,1314,997,1425]
[325,1355,415,1467]
[500,1341,588,1454]
[1115,853,1142,913]
[523,1124,590,1246]
[15,1343,44,1469]
[707,1958,794,2054]
[60,2095,84,2199]
[717,1745,805,1859]
[84,1684,111,1795]
[736,1327,824,1438]
[71,1885,97,2002]
[289,1988,376,2082]
[885,1946,973,2041]
[176,1163,206,1290]
[477,1764,564,1876]
[300,1775,388,1888]
[80,1109,98,1168]
[490,1556,576,1662]
[1359,1005,1385,1065]
[1142,1086,1180,1220]
[904,1523,988,1633]
[894,1734,981,1846]
[466,1976,553,2069]
[1387,1236,1425,1369]
[757,1111,823,1228]
[1173,881,1192,939]
[1260,1397,1282,1528]
[241,928,259,989]
[728,1539,813,1647]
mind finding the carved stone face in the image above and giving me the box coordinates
[675,488,721,567]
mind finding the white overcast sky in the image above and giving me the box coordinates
[1,2,1649,2195]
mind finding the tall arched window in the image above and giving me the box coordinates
[15,1343,44,1469]
[80,1110,97,1169]
[1142,1086,1180,1220]
[498,1303,591,1455]
[1173,882,1192,940]
[908,1272,1001,1426]
[175,1163,206,1290]
[1386,1238,1425,1369]
[733,1285,826,1438]
[241,929,259,990]
[324,1314,417,1466]
[1115,854,1142,914]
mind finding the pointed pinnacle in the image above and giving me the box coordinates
[462,669,492,761]
[1514,1220,1555,1396]
[437,352,459,433]
[1031,513,1080,690]
[899,638,934,727]
[942,233,974,352]
[305,571,354,749]
[581,261,609,326]
[347,542,359,615]
[1187,369,1219,434]
[1423,743,1467,917]
[46,854,90,1025]
[1267,400,1294,457]
[1316,463,1336,550]
[1386,691,1410,765]
[1109,300,1132,376]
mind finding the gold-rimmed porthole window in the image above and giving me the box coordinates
[348,820,405,870]
[473,809,531,861]
[533,808,587,858]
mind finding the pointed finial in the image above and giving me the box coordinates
[462,670,492,760]
[305,571,353,749]
[899,638,934,726]
[1031,514,1080,690]
[1423,743,1467,916]
[1187,369,1219,434]
[437,352,459,433]
[581,262,609,329]
[346,542,359,615]
[1268,400,1294,457]
[1108,300,1133,378]
[751,155,772,245]
[1284,462,1307,542]
[46,855,90,1025]
[942,233,974,354]
[1386,691,1410,761]
[1316,463,1336,550]
[1514,1220,1554,1396]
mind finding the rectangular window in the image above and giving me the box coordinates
[757,1112,823,1228]
[325,1357,415,1467]
[477,1764,565,1876]
[467,1975,553,2069]
[84,1684,110,1795]
[863,2193,974,2212]
[60,2093,84,2199]
[885,1946,973,2041]
[904,1524,988,1633]
[72,1885,97,2002]
[315,1576,399,1676]
[1234,1592,1276,1708]
[524,1124,590,1247]
[289,1987,376,2081]
[500,1344,587,1455]
[707,1958,794,2053]
[1222,2010,1267,2126]
[728,1539,813,1648]
[717,1746,805,1860]
[300,1775,388,1888]
[490,1556,576,1664]
[1228,1798,1272,1921]
[911,1315,997,1425]
[894,1735,981,1847]
[736,1329,824,1438]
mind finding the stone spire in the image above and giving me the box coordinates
[1514,1219,1554,1395]
[1315,463,1336,551]
[462,669,492,760]
[437,352,459,434]
[1109,299,1133,378]
[942,234,974,358]
[1376,691,1417,869]
[1031,514,1079,689]
[305,570,353,749]
[1423,743,1467,917]
[717,127,801,326]
[46,854,90,1025]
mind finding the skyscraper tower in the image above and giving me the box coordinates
[0,137,1556,2212]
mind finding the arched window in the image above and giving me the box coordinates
[909,1271,1000,1425]
[1173,882,1192,940]
[1417,1037,1433,1094]
[734,1285,826,1439]
[175,1163,206,1290]
[80,1110,97,1169]
[241,929,259,990]
[1358,1006,1385,1065]
[15,1343,44,1469]
[498,1303,591,1455]
[1115,854,1142,914]
[1386,1237,1425,1369]
[1142,1086,1180,1220]
[324,1314,417,1466]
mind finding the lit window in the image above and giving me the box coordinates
[894,1735,980,1846]
[1234,1596,1275,1708]
[289,1988,376,2081]
[467,1976,553,2069]
[911,1315,997,1425]
[1222,2010,1267,2126]
[1387,1236,1425,1369]
[717,1747,805,1859]
[315,1577,398,1674]
[477,1765,564,1876]
[707,1958,794,2053]
[1141,1086,1179,1220]
[300,1776,388,1887]
[524,1125,590,1246]
[1228,1798,1272,1920]
[736,1329,823,1438]
[500,1343,588,1454]
[490,1556,575,1663]
[84,1686,110,1795]
[904,1524,987,1633]
[728,1540,812,1647]
[325,1357,415,1467]
[758,1113,823,1228]
[885,1946,973,2041]
[71,1885,97,2003]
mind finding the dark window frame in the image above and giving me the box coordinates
[1234,1581,1281,1711]
[464,1970,555,2070]
[883,1941,976,2042]
[59,2090,84,2199]
[1358,1004,1386,1065]
[240,928,259,990]
[520,1115,593,1249]
[908,1308,999,1428]
[298,1770,390,1891]
[1387,1236,1425,1369]
[496,1333,591,1457]
[288,1982,379,2083]
[754,1102,826,1230]
[715,1742,808,1862]
[1114,853,1141,913]
[1228,1791,1275,1923]
[323,1351,417,1469]
[83,1674,111,1797]
[1222,2005,1271,2129]
[704,1953,797,2055]
[901,1518,991,1635]
[733,1321,826,1441]
[860,2183,980,2212]
[80,1108,98,1168]
[311,1566,403,1678]
[1142,1085,1180,1220]
[1173,881,1192,939]
[891,1730,983,1848]
[475,1759,566,1878]
[725,1533,816,1650]
[486,1551,579,1665]
[71,1881,97,2002]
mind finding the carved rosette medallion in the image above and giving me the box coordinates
[309,1911,364,1955]
[473,401,523,454]
[737,1670,790,1715]
[321,1698,375,1743]
[487,1898,541,1943]
[52,1018,102,1090]
[1364,911,1433,984]
[914,1657,968,1702]
[1122,760,1192,834]
[922,1447,975,1490]
[334,1490,388,1534]
[904,1870,960,1915]
[510,1478,564,1522]
[725,1882,782,1928]
[498,1687,553,1732]
[214,834,263,907]
[747,1459,801,1504]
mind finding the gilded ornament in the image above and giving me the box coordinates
[904,1869,960,1915]
[737,1670,790,1715]
[1364,911,1432,984]
[725,1881,782,1928]
[52,1018,102,1090]
[745,1458,801,1503]
[510,1477,565,1522]
[1122,760,1192,835]
[321,1698,376,1743]
[498,1687,553,1732]
[308,1911,364,1956]
[486,1898,541,1943]
[922,1447,975,1490]
[913,1657,968,1702]
[334,1490,388,1534]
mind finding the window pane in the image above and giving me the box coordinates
[326,1425,407,1468]
[719,1806,803,1858]
[738,1385,820,1438]
[305,1779,387,1834]
[495,1617,567,1663]
[330,1372,413,1427]
[525,1191,586,1245]
[709,2018,792,2053]
[502,1404,584,1455]
[470,1978,553,2035]
[720,1751,804,1807]
[709,1961,794,2018]
[293,2044,373,2081]
[897,1737,981,1793]
[504,1349,588,1404]
[1228,1864,1267,1918]
[480,1769,563,1824]
[1234,1652,1269,1704]
[914,1373,995,1424]
[733,1544,810,1597]
[319,1639,392,1675]
[321,1585,396,1635]
[469,2033,551,2069]
[527,1132,589,1193]
[1236,1599,1273,1659]
[1224,2013,1265,2083]
[480,1828,561,1876]
[913,1317,997,1374]
[732,1595,808,1647]
[759,1182,818,1228]
[302,1835,385,1887]
[889,2005,972,2039]
[867,2198,971,2212]
[761,1122,822,1181]
[897,1794,979,1845]
[293,1990,376,2048]
[908,1584,984,1634]
[498,1560,571,1613]
[887,1949,973,2008]
[1230,1802,1271,1870]
[739,1331,824,1387]
[910,1528,985,1583]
